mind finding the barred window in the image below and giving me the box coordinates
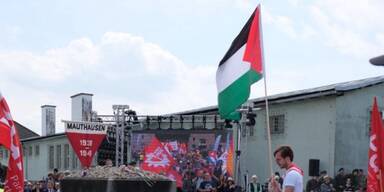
[49,146,54,169]
[35,145,40,156]
[29,146,33,156]
[72,150,78,169]
[56,145,62,169]
[22,147,26,156]
[64,144,70,169]
[270,115,285,134]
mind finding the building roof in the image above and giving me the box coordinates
[14,121,39,139]
[41,105,56,108]
[21,133,66,142]
[173,75,384,114]
[70,93,93,98]
[20,76,384,143]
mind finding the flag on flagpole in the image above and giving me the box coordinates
[0,92,24,192]
[219,133,233,175]
[142,137,175,174]
[227,137,234,176]
[216,4,264,120]
[367,97,384,192]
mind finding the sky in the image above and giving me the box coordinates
[0,0,384,135]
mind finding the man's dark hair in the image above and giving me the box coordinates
[273,145,294,161]
[320,170,327,175]
[338,168,344,172]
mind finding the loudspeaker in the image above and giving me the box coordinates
[308,159,320,176]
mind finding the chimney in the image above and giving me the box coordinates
[41,105,56,136]
[71,93,93,122]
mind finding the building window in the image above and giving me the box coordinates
[35,145,40,156]
[56,145,61,169]
[29,146,33,156]
[72,149,78,169]
[22,147,26,156]
[49,146,54,169]
[270,115,285,134]
[64,144,70,169]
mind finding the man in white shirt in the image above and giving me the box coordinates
[270,145,303,192]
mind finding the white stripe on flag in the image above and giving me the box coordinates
[216,45,250,93]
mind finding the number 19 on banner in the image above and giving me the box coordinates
[80,149,92,157]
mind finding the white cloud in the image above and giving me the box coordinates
[0,32,216,134]
[311,6,381,58]
[316,0,384,31]
[263,8,296,38]
[0,38,99,81]
[307,0,384,58]
[287,0,300,7]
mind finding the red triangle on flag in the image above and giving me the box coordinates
[142,137,175,174]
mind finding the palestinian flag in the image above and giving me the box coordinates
[216,5,264,120]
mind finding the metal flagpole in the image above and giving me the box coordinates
[235,122,242,185]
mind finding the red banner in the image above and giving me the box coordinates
[142,137,175,174]
[367,97,384,192]
[0,93,24,192]
[178,143,187,154]
[64,121,107,168]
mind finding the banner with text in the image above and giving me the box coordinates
[64,120,108,168]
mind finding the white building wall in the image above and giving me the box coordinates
[334,83,384,173]
[240,96,336,184]
[21,135,97,181]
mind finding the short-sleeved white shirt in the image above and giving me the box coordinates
[282,169,303,192]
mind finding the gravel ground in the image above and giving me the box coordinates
[65,165,171,181]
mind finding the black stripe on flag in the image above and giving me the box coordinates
[219,10,256,66]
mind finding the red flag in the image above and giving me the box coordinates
[0,93,24,192]
[178,143,187,154]
[167,141,178,151]
[367,97,384,192]
[166,169,183,188]
[141,137,175,174]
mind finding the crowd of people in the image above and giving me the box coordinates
[163,148,240,192]
[23,168,65,192]
[306,168,367,192]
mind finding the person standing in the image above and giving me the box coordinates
[270,145,303,192]
[334,168,346,192]
[198,172,217,192]
[305,176,319,192]
[249,175,262,192]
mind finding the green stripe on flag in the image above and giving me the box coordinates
[218,70,261,120]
